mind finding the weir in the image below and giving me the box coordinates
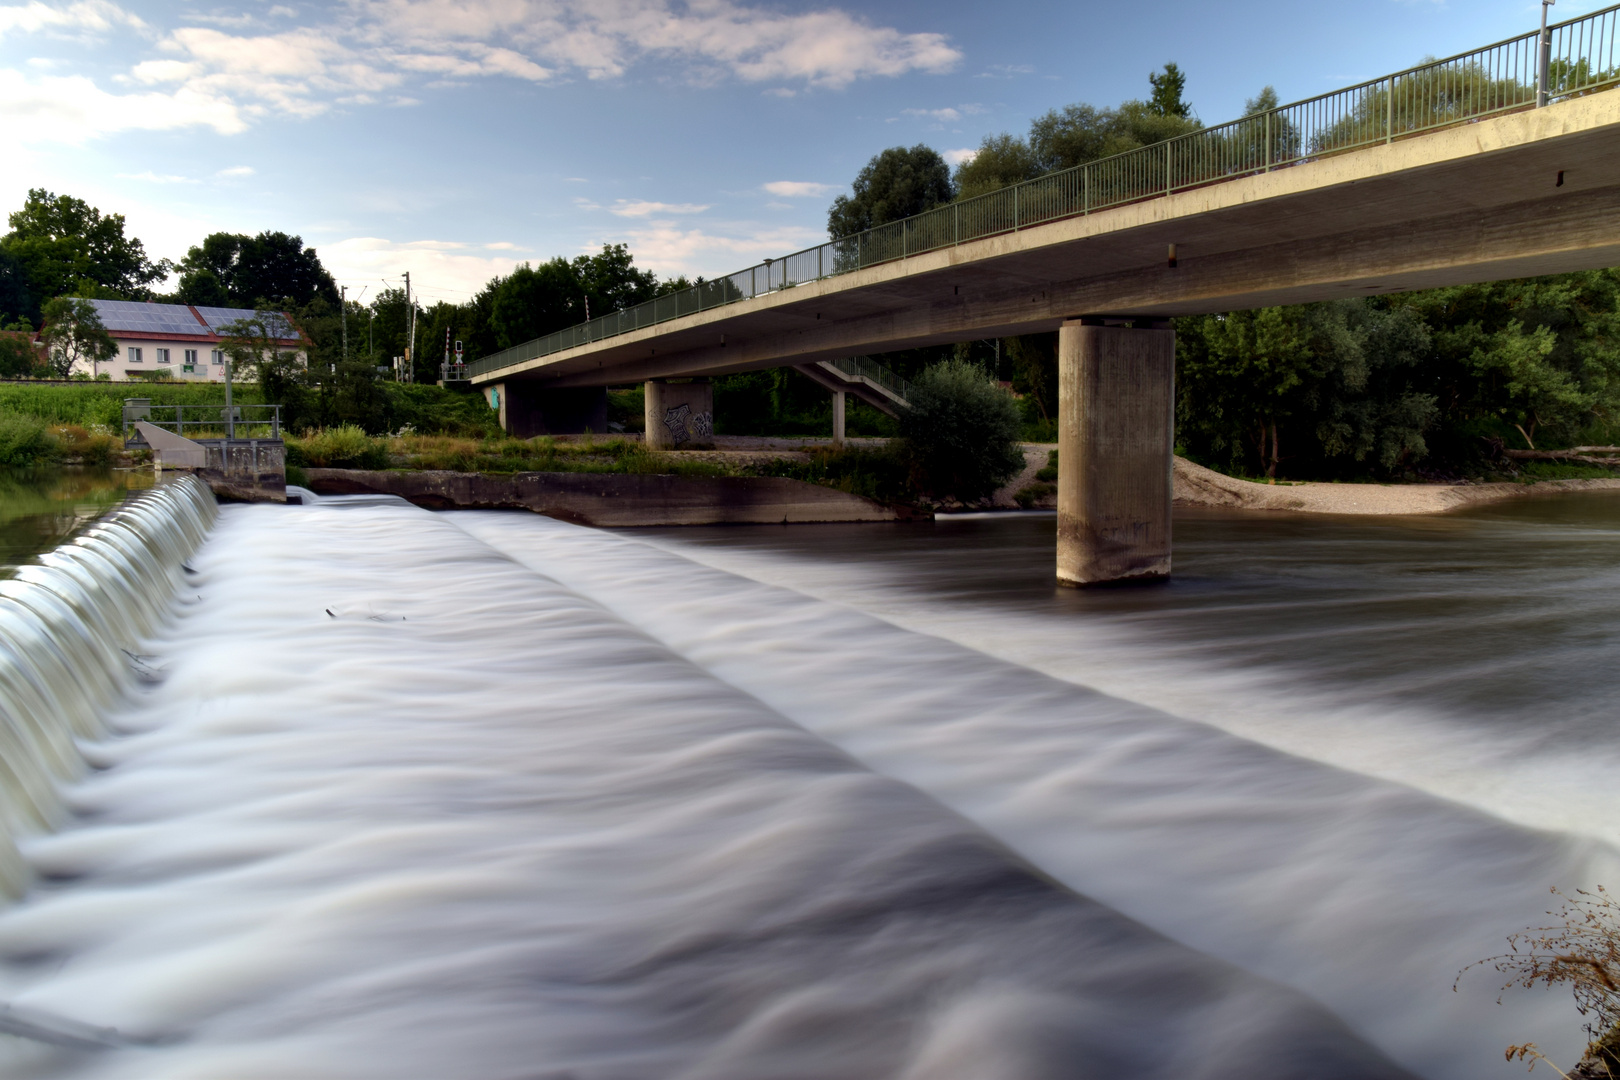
[0,478,216,897]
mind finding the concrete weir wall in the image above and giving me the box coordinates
[303,469,898,526]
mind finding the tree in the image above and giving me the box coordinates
[1387,270,1620,450]
[1176,300,1435,479]
[0,332,43,378]
[827,145,954,238]
[0,190,170,322]
[175,231,339,309]
[953,134,1040,200]
[39,297,117,379]
[0,248,30,326]
[896,358,1026,502]
[1149,62,1192,119]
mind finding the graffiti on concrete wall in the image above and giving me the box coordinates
[661,404,714,445]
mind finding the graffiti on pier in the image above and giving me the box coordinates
[662,405,714,445]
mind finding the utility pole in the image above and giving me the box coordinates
[340,285,348,364]
[443,326,450,382]
[1538,0,1557,107]
[403,271,413,383]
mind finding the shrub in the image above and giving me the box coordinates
[289,425,390,469]
[895,359,1026,502]
[0,411,58,466]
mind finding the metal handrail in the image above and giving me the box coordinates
[121,402,283,442]
[469,3,1620,381]
[823,356,911,402]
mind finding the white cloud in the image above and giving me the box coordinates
[0,0,145,37]
[762,180,836,198]
[321,237,528,302]
[608,199,711,217]
[0,68,245,142]
[2,0,959,146]
[116,170,197,183]
[216,165,254,177]
[943,148,977,166]
[903,106,960,121]
[597,223,826,279]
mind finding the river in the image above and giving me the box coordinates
[0,487,1615,1079]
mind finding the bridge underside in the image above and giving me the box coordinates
[475,93,1620,392]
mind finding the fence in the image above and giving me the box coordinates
[122,401,283,442]
[469,3,1620,381]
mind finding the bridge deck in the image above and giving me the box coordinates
[475,91,1620,389]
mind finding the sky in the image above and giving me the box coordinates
[0,0,1605,305]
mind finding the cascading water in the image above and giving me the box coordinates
[0,489,1606,1079]
[0,477,216,899]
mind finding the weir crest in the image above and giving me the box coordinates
[0,476,216,897]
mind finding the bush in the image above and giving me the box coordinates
[895,359,1025,502]
[0,411,58,466]
[288,425,390,469]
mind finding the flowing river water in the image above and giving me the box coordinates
[0,484,1616,1079]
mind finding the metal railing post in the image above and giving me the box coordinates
[1387,76,1396,142]
[1166,140,1173,194]
[1538,0,1554,106]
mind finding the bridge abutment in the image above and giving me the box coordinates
[644,379,714,449]
[1057,318,1175,587]
[498,383,608,439]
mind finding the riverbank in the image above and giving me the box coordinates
[1171,456,1620,515]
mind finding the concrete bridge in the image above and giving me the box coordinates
[473,7,1620,584]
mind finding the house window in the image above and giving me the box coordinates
[212,350,224,365]
[183,348,198,373]
[155,348,170,365]
[128,347,142,364]
[184,349,198,364]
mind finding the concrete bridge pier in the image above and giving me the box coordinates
[831,390,846,448]
[645,378,714,450]
[1056,317,1175,587]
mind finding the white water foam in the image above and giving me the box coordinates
[454,510,1614,1080]
[0,498,1410,1079]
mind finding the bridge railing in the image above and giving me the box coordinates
[469,3,1620,381]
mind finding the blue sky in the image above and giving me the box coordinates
[0,0,1601,304]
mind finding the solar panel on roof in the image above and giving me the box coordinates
[194,306,297,339]
[87,300,207,337]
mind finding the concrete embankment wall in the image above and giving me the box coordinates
[302,469,899,526]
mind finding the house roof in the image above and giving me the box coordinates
[83,300,303,345]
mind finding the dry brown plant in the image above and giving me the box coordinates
[1460,887,1620,1078]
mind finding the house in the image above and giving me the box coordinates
[73,300,307,381]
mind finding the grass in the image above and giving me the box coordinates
[745,446,913,504]
[285,430,737,479]
[1516,460,1620,482]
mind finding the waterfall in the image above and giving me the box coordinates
[0,476,216,898]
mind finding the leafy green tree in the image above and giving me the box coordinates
[827,145,953,238]
[573,243,659,313]
[1030,99,1203,173]
[0,190,170,322]
[896,358,1025,502]
[1149,62,1192,119]
[953,134,1040,200]
[0,249,31,326]
[175,231,339,309]
[1387,270,1620,450]
[0,331,43,378]
[39,297,118,379]
[1176,300,1434,478]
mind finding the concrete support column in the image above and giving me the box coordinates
[644,379,714,450]
[831,390,846,447]
[1057,318,1175,586]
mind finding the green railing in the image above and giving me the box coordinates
[470,3,1620,381]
